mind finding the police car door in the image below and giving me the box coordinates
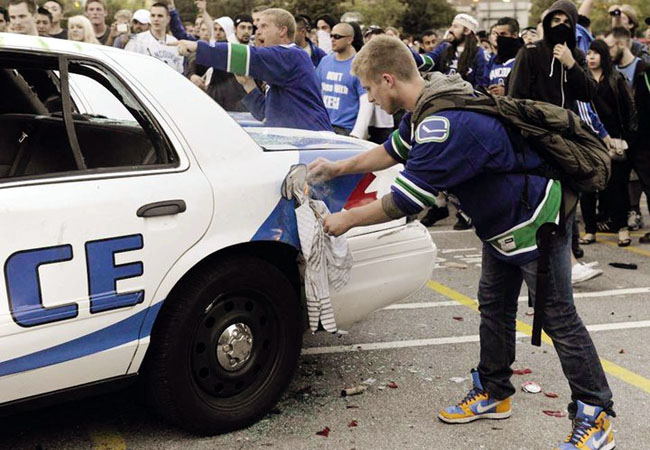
[0,51,212,404]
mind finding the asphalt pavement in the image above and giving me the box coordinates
[2,211,649,450]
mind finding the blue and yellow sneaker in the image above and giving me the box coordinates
[554,400,615,449]
[438,370,512,423]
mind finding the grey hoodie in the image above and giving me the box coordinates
[412,73,475,124]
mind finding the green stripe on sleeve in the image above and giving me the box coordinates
[391,130,409,160]
[228,44,249,75]
[395,176,436,207]
[419,54,434,72]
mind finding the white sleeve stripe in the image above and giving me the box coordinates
[245,45,251,77]
[392,183,426,209]
[399,133,411,150]
[226,43,231,73]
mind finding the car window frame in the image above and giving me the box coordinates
[0,49,181,186]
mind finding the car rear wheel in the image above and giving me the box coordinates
[143,257,302,435]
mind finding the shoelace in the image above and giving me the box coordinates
[565,417,595,445]
[459,386,484,406]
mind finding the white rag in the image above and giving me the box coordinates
[295,199,352,332]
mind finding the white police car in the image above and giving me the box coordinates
[0,34,436,434]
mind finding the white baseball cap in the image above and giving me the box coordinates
[452,13,479,34]
[133,9,151,25]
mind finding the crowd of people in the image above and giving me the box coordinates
[2,0,650,448]
[2,0,649,269]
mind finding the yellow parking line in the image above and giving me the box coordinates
[427,280,650,395]
[88,426,126,450]
[594,232,646,237]
[597,237,650,258]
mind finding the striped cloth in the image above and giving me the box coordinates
[295,199,352,333]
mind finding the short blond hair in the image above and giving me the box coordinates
[352,35,419,82]
[261,8,295,40]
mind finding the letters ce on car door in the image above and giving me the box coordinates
[0,50,212,403]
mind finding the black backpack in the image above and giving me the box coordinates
[411,92,611,194]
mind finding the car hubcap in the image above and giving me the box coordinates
[217,323,253,371]
[190,293,279,399]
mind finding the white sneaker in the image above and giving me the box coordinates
[572,263,603,285]
[628,210,643,231]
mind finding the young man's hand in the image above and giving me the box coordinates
[177,40,198,56]
[190,74,206,89]
[235,75,257,93]
[323,211,353,237]
[307,157,340,183]
[194,0,206,13]
[488,84,505,96]
[553,43,575,69]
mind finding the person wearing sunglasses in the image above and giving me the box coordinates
[316,23,372,138]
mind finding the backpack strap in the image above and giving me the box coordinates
[532,222,558,346]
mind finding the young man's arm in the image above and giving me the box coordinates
[473,47,490,88]
[350,93,373,139]
[168,1,197,41]
[240,87,266,122]
[308,144,399,182]
[323,195,400,236]
[194,42,300,86]
[411,42,448,73]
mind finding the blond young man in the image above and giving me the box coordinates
[178,8,331,131]
[308,36,615,450]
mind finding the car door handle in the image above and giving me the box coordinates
[137,200,186,218]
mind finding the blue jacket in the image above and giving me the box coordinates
[307,38,327,67]
[197,42,332,131]
[169,9,197,41]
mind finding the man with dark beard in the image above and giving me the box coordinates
[486,17,523,96]
[413,13,489,89]
[605,27,650,245]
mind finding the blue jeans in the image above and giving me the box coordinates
[476,212,614,415]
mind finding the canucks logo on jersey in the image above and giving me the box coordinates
[415,116,450,144]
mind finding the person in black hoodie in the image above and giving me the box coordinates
[509,0,598,263]
[509,0,596,109]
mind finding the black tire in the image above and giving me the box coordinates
[143,256,302,435]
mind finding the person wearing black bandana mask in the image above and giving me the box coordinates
[487,17,523,96]
[509,0,596,109]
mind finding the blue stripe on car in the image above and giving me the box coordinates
[251,150,364,248]
[0,301,163,377]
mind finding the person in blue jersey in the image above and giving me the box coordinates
[308,36,615,450]
[316,22,372,138]
[412,13,489,89]
[486,17,523,96]
[178,8,332,132]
